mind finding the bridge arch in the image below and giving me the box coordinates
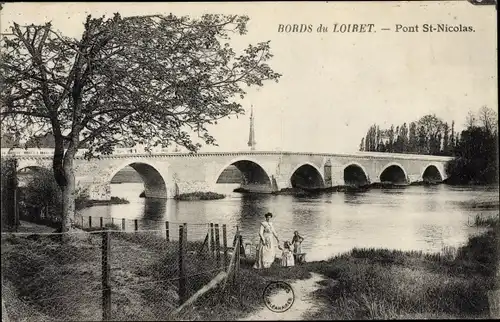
[379,162,409,185]
[105,160,168,199]
[17,165,51,187]
[214,157,273,192]
[16,158,52,172]
[343,162,370,186]
[17,165,47,173]
[289,162,325,189]
[421,163,444,183]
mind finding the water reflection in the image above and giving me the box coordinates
[77,183,499,262]
[144,199,166,220]
[343,192,363,204]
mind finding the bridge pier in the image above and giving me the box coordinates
[408,174,422,184]
[175,181,212,196]
[328,163,345,187]
[273,174,290,191]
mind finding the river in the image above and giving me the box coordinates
[77,183,499,262]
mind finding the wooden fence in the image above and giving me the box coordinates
[97,221,243,320]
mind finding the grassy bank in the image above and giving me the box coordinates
[472,213,500,228]
[2,218,498,321]
[174,192,225,201]
[303,224,499,319]
[183,222,499,320]
[1,226,224,321]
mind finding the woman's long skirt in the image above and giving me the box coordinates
[253,233,275,269]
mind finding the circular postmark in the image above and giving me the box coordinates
[262,281,295,313]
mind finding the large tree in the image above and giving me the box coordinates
[416,114,445,154]
[1,13,281,231]
[446,106,498,184]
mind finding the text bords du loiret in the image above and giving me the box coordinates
[278,23,475,33]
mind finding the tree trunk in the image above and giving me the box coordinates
[61,154,76,233]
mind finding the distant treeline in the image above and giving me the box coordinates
[359,106,498,184]
[359,114,457,156]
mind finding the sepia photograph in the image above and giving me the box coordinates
[1,1,498,321]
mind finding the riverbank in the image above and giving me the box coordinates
[239,214,499,320]
[2,214,498,320]
[234,181,446,196]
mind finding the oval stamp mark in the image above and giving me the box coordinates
[262,281,295,313]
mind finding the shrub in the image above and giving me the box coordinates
[174,192,225,201]
[1,157,18,231]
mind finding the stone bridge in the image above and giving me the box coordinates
[4,149,453,200]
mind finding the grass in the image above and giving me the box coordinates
[300,225,499,320]
[1,229,210,321]
[2,221,498,321]
[472,213,500,228]
[457,199,500,210]
[174,192,225,201]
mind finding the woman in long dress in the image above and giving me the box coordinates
[253,212,281,269]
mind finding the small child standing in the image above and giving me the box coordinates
[292,231,305,264]
[280,241,295,267]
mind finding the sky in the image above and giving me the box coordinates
[1,1,497,153]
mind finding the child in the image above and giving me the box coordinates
[292,231,305,264]
[280,241,295,267]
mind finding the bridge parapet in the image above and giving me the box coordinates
[1,148,454,162]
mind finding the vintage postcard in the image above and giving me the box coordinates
[1,1,498,321]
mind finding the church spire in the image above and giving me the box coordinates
[247,106,256,151]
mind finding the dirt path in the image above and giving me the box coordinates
[16,220,55,233]
[240,272,327,321]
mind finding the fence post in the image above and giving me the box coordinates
[178,223,188,305]
[89,216,92,228]
[101,229,111,321]
[239,235,246,258]
[207,224,212,255]
[210,223,215,258]
[235,226,241,303]
[100,217,103,228]
[134,219,138,232]
[215,224,221,265]
[121,218,125,231]
[111,217,114,226]
[222,224,228,270]
[165,221,170,241]
[232,227,240,284]
[14,187,19,232]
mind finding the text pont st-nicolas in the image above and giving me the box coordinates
[278,23,375,33]
[278,23,475,33]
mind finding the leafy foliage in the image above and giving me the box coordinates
[445,106,498,184]
[0,13,281,229]
[18,168,63,225]
[18,168,92,227]
[360,114,454,155]
[1,157,18,231]
[1,13,281,155]
[358,106,498,184]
